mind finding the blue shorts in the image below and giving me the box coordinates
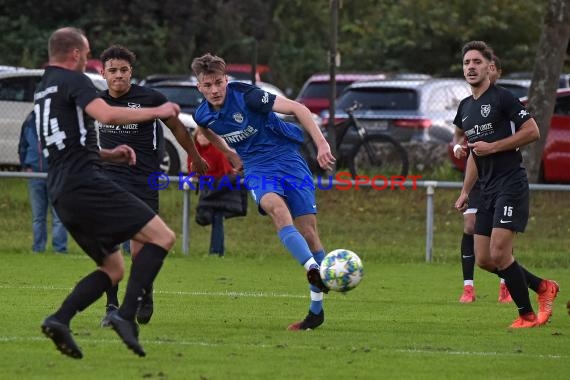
[244,157,316,218]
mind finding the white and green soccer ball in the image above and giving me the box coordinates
[320,249,364,292]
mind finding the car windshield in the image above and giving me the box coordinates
[301,82,352,99]
[498,84,528,99]
[151,85,204,108]
[336,88,419,111]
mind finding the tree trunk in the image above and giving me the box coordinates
[524,0,570,182]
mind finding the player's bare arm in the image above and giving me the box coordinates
[85,98,180,125]
[452,126,467,159]
[100,144,136,166]
[468,119,539,157]
[273,96,335,171]
[163,116,208,175]
[198,126,243,171]
[455,153,478,212]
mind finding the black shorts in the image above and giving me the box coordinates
[464,180,482,214]
[114,181,159,213]
[53,176,156,265]
[475,190,529,236]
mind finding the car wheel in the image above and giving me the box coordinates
[160,141,180,175]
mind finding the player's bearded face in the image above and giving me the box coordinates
[198,73,228,109]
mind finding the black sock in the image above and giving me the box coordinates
[119,243,167,320]
[130,257,153,297]
[54,270,112,325]
[106,284,119,307]
[460,233,475,282]
[498,261,534,316]
[493,264,542,293]
[518,265,542,293]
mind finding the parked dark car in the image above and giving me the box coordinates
[296,72,387,115]
[145,78,204,114]
[448,88,570,183]
[497,73,570,99]
[496,78,531,99]
[322,78,471,143]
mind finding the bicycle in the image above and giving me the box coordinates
[302,102,409,177]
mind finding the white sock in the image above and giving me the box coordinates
[303,257,318,271]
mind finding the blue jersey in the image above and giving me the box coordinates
[194,82,316,217]
[193,82,305,172]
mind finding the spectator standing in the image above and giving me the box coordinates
[188,128,243,257]
[18,111,68,254]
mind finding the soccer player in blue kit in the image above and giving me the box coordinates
[454,41,559,328]
[190,53,336,330]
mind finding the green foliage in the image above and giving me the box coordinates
[0,0,551,91]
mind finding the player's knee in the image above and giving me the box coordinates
[161,227,176,250]
[103,267,124,285]
[463,224,475,235]
[475,257,494,272]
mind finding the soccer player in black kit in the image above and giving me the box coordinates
[454,41,559,328]
[36,27,203,358]
[96,45,207,327]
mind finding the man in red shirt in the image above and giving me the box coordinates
[189,129,240,256]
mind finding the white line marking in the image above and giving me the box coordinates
[0,336,563,359]
[395,348,562,359]
[0,284,307,298]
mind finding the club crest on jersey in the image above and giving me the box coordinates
[481,104,491,117]
[128,102,141,109]
[233,113,244,123]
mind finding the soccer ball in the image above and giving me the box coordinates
[320,249,364,292]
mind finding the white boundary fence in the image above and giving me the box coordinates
[2,171,570,260]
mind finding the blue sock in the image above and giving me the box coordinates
[313,249,325,265]
[278,225,313,266]
[309,248,326,314]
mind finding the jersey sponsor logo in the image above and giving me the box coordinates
[96,120,139,133]
[465,122,494,138]
[128,102,141,108]
[480,104,491,117]
[518,110,529,118]
[233,112,244,123]
[221,125,258,144]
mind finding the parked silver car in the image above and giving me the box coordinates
[323,78,471,143]
[0,69,106,168]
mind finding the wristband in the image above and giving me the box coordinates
[453,144,462,154]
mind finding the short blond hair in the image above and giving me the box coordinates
[190,53,226,78]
